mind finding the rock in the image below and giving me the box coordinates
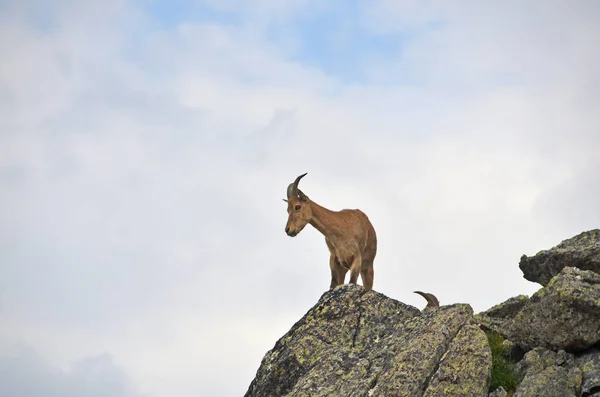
[475,295,530,342]
[501,339,525,363]
[476,267,600,353]
[513,347,582,397]
[244,284,492,397]
[509,267,600,352]
[575,348,600,396]
[488,386,507,397]
[422,322,492,397]
[519,229,600,286]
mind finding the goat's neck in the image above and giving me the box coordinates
[308,200,344,239]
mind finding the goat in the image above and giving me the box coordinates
[283,173,378,291]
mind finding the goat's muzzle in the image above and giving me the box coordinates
[285,227,298,237]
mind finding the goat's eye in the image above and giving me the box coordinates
[295,205,301,211]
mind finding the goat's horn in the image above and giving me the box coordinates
[297,188,308,201]
[287,173,308,199]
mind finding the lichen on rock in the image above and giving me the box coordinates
[519,229,600,286]
[509,267,600,353]
[513,347,582,397]
[245,284,491,397]
[246,229,600,396]
[575,348,600,396]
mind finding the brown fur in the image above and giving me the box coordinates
[284,175,377,291]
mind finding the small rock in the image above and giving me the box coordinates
[488,386,507,397]
[575,348,600,396]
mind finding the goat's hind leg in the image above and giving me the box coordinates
[329,255,347,289]
[360,261,374,291]
[348,254,362,286]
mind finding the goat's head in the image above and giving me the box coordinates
[283,173,312,237]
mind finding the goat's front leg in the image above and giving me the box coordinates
[329,255,340,289]
[348,254,362,285]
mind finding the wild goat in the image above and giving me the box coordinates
[283,173,378,291]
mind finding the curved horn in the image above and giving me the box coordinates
[414,291,440,308]
[286,173,308,199]
[297,188,309,201]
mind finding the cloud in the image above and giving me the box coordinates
[1,0,599,396]
[0,344,145,397]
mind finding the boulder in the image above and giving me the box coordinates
[475,295,529,343]
[244,284,492,397]
[509,267,600,353]
[519,229,600,286]
[476,267,600,353]
[575,348,600,396]
[513,347,582,397]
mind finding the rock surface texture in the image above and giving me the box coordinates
[510,267,600,353]
[575,348,600,397]
[246,230,600,396]
[513,347,582,397]
[519,229,600,286]
[244,284,492,397]
[478,267,600,353]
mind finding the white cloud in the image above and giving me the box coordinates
[1,1,599,396]
[0,344,145,397]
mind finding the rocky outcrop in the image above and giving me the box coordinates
[511,267,600,353]
[478,267,600,353]
[519,229,600,286]
[246,230,600,396]
[475,230,600,395]
[244,284,491,397]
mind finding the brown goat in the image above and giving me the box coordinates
[283,173,378,291]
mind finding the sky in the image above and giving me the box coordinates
[1,0,599,396]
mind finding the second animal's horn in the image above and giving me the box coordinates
[414,291,440,308]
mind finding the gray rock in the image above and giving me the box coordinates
[519,229,600,286]
[488,386,507,397]
[513,347,582,397]
[575,348,600,396]
[423,322,492,397]
[509,267,600,352]
[475,295,530,342]
[244,284,492,397]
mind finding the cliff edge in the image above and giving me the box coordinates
[245,229,600,397]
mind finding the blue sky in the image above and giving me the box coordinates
[139,0,441,84]
[145,0,240,26]
[1,1,600,396]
